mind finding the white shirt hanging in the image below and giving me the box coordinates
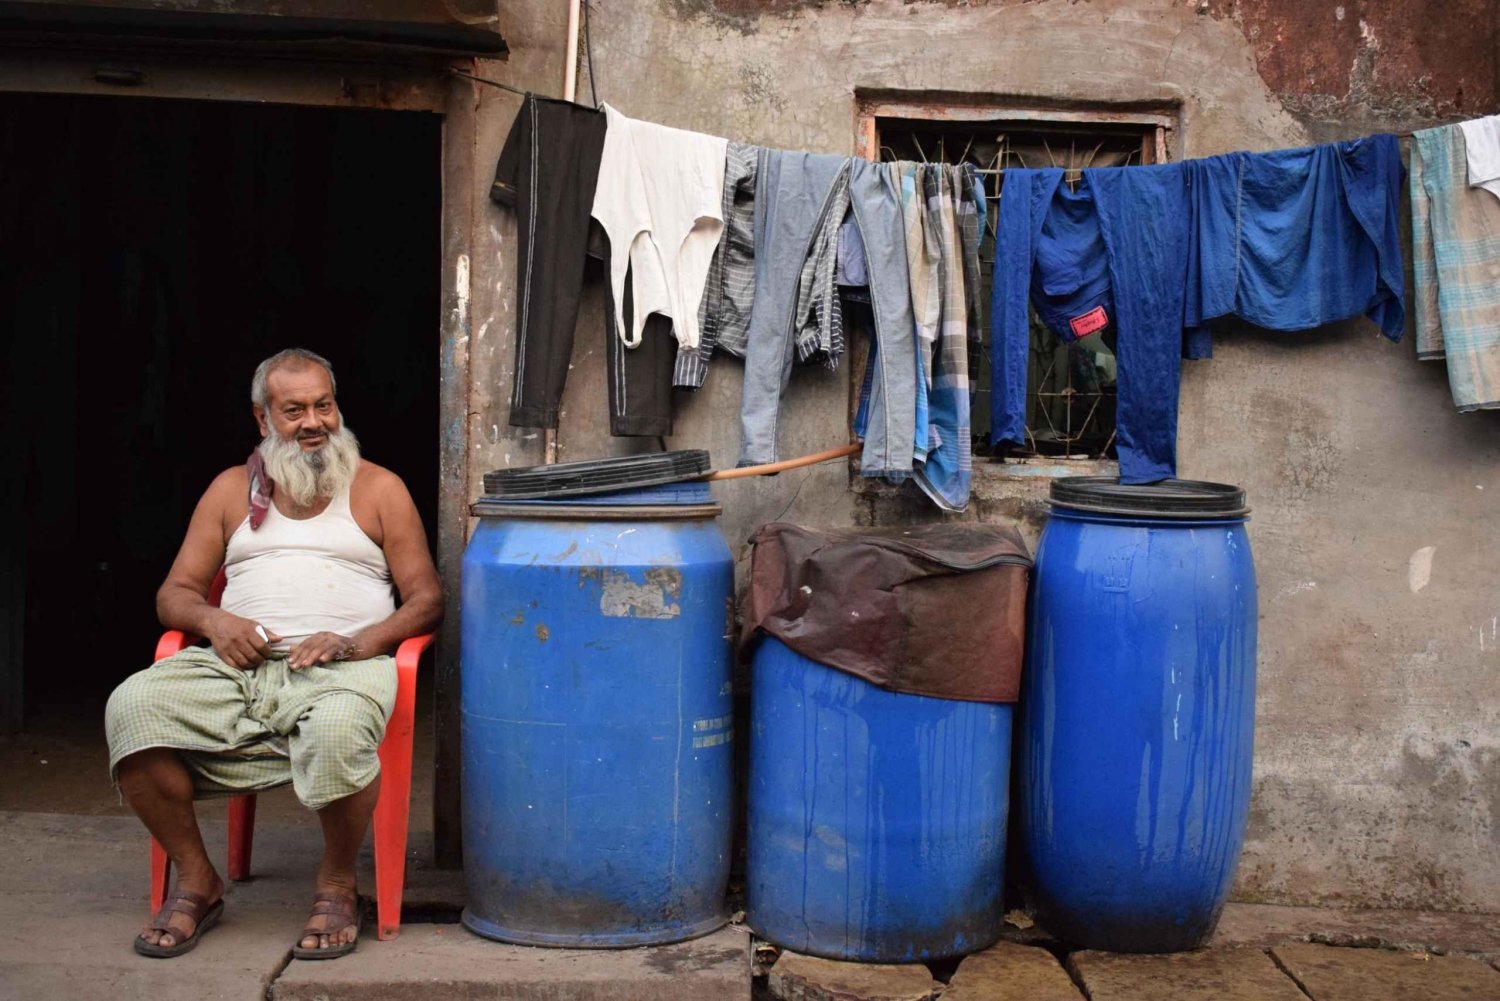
[1458,115,1500,201]
[591,104,727,351]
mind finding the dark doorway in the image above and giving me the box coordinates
[0,92,442,725]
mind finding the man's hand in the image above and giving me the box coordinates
[288,632,358,671]
[205,610,280,670]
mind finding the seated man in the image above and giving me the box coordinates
[105,348,443,960]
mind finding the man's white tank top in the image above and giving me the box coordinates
[220,489,396,653]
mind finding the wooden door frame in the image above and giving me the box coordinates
[0,47,473,864]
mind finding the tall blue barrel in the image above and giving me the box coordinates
[1020,478,1256,953]
[460,479,733,947]
[748,639,1013,962]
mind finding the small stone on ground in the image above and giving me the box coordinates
[1072,946,1306,1001]
[1271,942,1500,1001]
[943,940,1082,1000]
[768,949,939,1001]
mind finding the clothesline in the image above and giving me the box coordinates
[456,67,1430,157]
[453,68,1435,189]
[451,68,529,98]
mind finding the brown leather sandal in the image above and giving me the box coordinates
[134,891,225,958]
[291,890,363,961]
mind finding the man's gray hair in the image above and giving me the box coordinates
[250,348,337,409]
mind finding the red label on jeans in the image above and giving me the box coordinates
[1069,305,1109,338]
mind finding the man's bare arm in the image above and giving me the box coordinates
[286,471,443,669]
[359,471,444,655]
[156,468,278,669]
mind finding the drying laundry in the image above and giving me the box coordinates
[1411,124,1500,411]
[898,162,934,467]
[841,160,986,485]
[1031,174,1115,345]
[846,158,918,479]
[958,166,987,350]
[602,249,678,436]
[909,165,976,510]
[491,97,1437,512]
[990,168,1063,456]
[991,164,1192,485]
[1458,115,1500,200]
[738,150,852,467]
[1184,135,1406,359]
[678,140,759,388]
[591,103,727,353]
[490,94,607,429]
[904,164,944,396]
[836,211,869,288]
[1089,165,1195,484]
[795,166,852,368]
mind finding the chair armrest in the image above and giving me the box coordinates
[156,631,429,667]
[154,630,200,663]
[394,634,436,673]
[153,570,224,663]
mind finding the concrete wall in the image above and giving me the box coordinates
[467,0,1500,910]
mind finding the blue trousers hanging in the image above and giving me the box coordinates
[990,165,1192,484]
[990,168,1061,452]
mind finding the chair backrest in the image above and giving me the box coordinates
[208,567,228,608]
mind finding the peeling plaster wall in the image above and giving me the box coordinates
[1225,0,1497,134]
[471,0,1500,910]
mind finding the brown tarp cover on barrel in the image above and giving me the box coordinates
[742,522,1033,703]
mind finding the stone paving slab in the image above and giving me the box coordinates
[272,924,752,1001]
[0,811,297,1001]
[0,811,752,1001]
[1213,902,1500,964]
[1071,946,1306,1001]
[9,811,1500,1001]
[1271,942,1500,1001]
[766,950,940,1001]
[0,962,280,1001]
[943,940,1083,1000]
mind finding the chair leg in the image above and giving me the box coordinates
[227,795,257,882]
[372,748,415,941]
[150,837,171,918]
[372,642,422,941]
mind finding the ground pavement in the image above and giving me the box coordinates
[1,808,1497,1001]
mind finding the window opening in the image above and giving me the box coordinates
[871,113,1165,463]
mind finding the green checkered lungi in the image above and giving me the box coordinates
[105,646,397,811]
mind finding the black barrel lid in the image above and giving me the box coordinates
[481,449,711,500]
[1050,477,1249,519]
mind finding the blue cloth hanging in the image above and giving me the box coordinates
[1184,134,1407,358]
[990,136,1406,485]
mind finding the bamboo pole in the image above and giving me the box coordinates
[544,0,584,466]
[563,0,581,105]
[703,444,861,481]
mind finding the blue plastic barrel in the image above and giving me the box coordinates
[460,481,733,947]
[747,638,1012,962]
[1020,478,1256,953]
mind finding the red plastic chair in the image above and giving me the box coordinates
[147,568,434,941]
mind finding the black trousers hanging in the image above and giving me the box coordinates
[603,250,675,437]
[491,94,606,429]
[493,94,672,436]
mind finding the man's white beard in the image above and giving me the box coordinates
[258,422,361,509]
